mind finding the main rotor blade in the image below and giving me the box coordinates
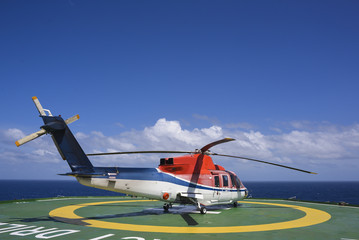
[87,138,237,157]
[200,138,235,153]
[87,150,194,156]
[211,153,317,174]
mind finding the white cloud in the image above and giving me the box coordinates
[0,128,61,164]
[142,118,223,147]
[4,128,25,141]
[269,125,359,160]
[33,149,56,157]
[75,132,88,139]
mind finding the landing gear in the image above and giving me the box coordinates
[197,202,207,214]
[233,201,238,208]
[163,203,172,212]
[163,203,170,212]
[200,207,207,214]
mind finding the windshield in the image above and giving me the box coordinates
[229,172,241,189]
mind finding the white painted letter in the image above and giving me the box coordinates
[0,224,34,233]
[121,237,145,240]
[35,229,80,239]
[90,234,115,240]
[10,227,57,236]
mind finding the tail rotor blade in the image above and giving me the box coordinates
[32,96,46,116]
[15,129,47,147]
[65,114,80,125]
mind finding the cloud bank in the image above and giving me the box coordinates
[1,118,358,180]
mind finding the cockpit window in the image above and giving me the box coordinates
[230,174,237,188]
[235,176,241,188]
[229,172,241,189]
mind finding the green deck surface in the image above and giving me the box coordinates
[0,197,358,240]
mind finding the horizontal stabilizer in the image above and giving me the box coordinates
[58,172,104,177]
[15,128,47,147]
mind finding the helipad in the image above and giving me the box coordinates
[0,197,358,240]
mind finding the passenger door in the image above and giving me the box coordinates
[219,173,231,201]
[212,174,220,201]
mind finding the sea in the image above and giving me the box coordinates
[0,180,358,205]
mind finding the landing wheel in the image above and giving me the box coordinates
[200,207,207,214]
[163,203,170,212]
[233,201,238,208]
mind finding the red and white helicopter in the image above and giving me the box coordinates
[16,97,316,214]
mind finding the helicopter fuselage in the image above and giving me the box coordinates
[76,160,248,206]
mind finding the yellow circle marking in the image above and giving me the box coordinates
[49,200,331,234]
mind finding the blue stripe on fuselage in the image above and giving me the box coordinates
[92,167,244,192]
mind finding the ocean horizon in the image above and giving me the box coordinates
[1,180,358,205]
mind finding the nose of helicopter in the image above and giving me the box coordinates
[244,188,249,198]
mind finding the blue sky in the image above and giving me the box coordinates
[1,0,359,181]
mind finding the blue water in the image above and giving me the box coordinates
[0,180,358,205]
[244,181,359,205]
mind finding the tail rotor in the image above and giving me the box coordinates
[16,96,93,173]
[15,96,79,147]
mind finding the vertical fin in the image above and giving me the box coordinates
[51,135,66,160]
[42,116,93,172]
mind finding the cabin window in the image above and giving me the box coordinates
[214,176,220,187]
[222,175,229,187]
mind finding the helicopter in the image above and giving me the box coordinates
[15,97,317,214]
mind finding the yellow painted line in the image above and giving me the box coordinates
[49,200,331,234]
